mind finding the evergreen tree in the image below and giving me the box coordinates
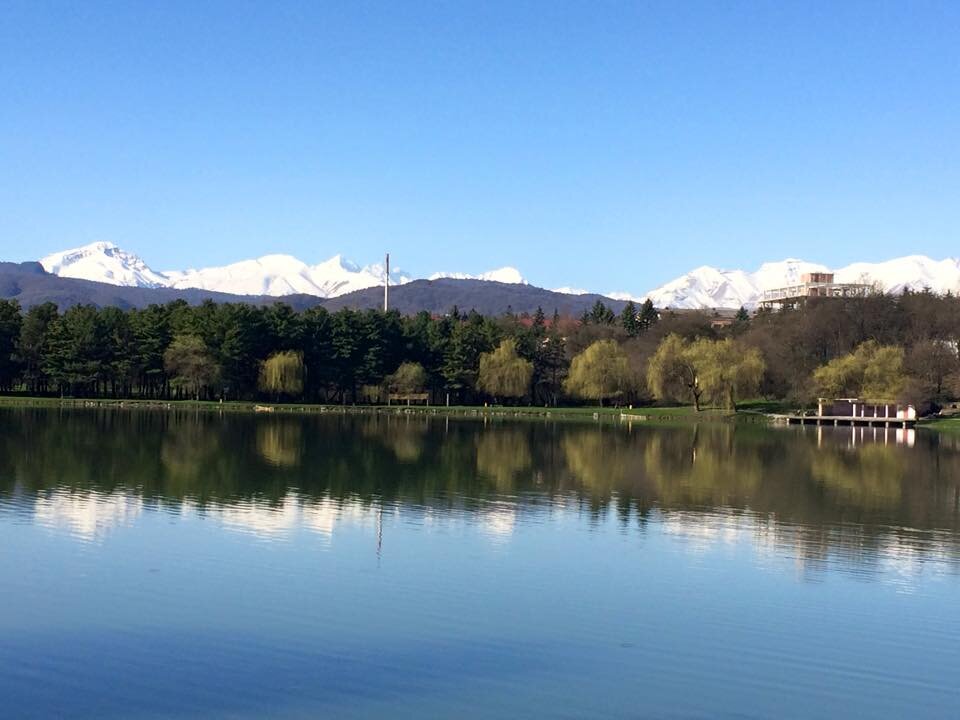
[620,300,639,337]
[534,325,567,406]
[0,300,22,391]
[638,299,658,332]
[45,305,108,397]
[589,300,616,325]
[164,334,221,400]
[532,306,546,335]
[17,302,58,394]
[130,304,172,398]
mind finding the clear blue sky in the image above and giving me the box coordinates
[1,1,958,292]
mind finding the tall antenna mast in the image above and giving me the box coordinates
[383,252,390,312]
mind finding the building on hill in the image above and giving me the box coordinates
[758,273,872,310]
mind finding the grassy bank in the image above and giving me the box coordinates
[917,416,960,433]
[0,395,753,423]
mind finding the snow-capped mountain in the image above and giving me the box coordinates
[640,256,960,309]
[162,254,411,297]
[40,242,170,288]
[39,242,516,299]
[38,242,960,310]
[429,267,526,284]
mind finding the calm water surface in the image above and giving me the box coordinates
[1,408,959,719]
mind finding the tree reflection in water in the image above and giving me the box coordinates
[1,408,958,573]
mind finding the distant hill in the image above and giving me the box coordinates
[0,261,305,310]
[323,278,627,316]
[0,262,627,316]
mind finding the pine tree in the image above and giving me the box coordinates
[638,299,658,332]
[532,306,546,335]
[620,300,639,337]
[0,300,22,392]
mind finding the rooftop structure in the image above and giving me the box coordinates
[759,273,872,309]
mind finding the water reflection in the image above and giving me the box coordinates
[212,493,373,541]
[256,421,304,467]
[33,489,144,540]
[0,409,958,576]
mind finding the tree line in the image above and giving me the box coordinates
[1,289,959,410]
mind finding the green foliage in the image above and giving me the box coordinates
[638,299,658,332]
[45,305,110,396]
[588,300,616,325]
[0,300,22,391]
[648,334,764,410]
[164,334,221,400]
[388,361,428,394]
[532,326,567,406]
[685,338,765,410]
[259,351,305,398]
[564,339,632,406]
[647,334,703,409]
[17,302,57,393]
[478,338,533,400]
[442,312,498,400]
[620,300,639,337]
[813,341,905,402]
[3,290,960,411]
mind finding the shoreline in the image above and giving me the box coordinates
[2,395,950,432]
[0,396,744,424]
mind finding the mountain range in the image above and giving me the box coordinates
[15,241,960,312]
[0,258,623,316]
[39,242,530,299]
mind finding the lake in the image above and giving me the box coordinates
[1,408,958,719]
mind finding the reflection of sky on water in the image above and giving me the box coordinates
[4,410,960,720]
[32,490,144,540]
[8,487,958,592]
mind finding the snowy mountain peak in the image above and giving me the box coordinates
[40,241,169,288]
[641,255,960,309]
[35,242,960,311]
[429,267,527,284]
[40,242,416,299]
[317,254,362,273]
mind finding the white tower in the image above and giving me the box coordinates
[383,253,390,312]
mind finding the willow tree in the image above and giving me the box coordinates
[686,338,765,411]
[648,335,764,411]
[564,339,631,406]
[387,361,427,395]
[647,334,703,410]
[259,350,304,399]
[813,341,904,401]
[477,339,533,402]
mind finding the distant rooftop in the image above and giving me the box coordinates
[759,273,872,308]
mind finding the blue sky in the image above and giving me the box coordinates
[1,1,958,292]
